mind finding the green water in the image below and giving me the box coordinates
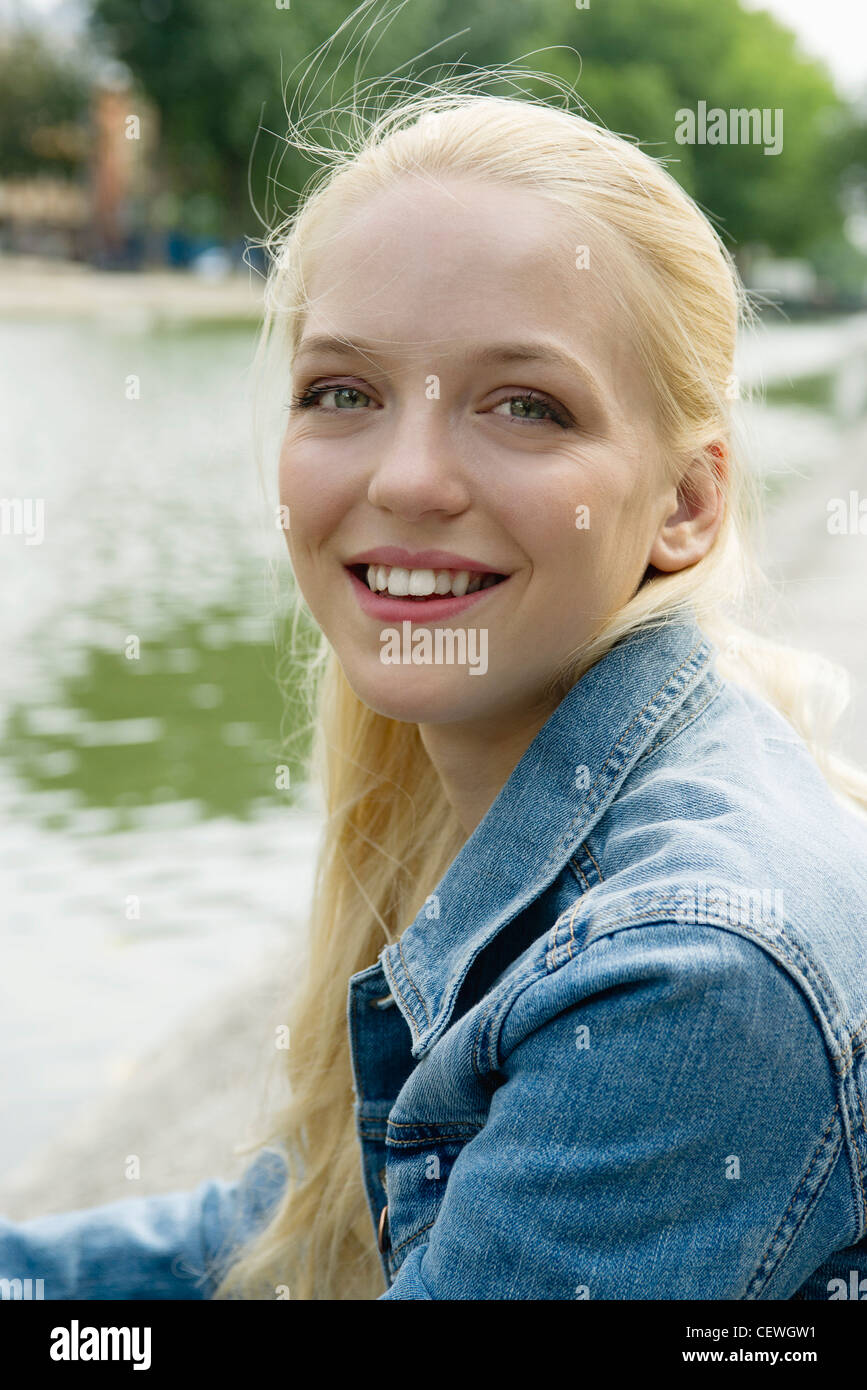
[4,611,319,831]
[1,315,317,832]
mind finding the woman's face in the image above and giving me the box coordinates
[279,175,688,728]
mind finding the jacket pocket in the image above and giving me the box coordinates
[383,1123,480,1279]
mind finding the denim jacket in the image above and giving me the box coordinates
[4,613,867,1300]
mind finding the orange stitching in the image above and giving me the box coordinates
[567,895,583,962]
[397,935,431,1028]
[640,683,721,760]
[389,1217,437,1260]
[849,1016,867,1049]
[583,842,604,882]
[386,1118,480,1130]
[385,1132,479,1147]
[747,1105,840,1296]
[569,855,591,891]
[473,973,506,1080]
[852,1084,867,1225]
[562,844,605,962]
[384,957,422,1040]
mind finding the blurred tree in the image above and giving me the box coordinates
[811,99,867,298]
[517,0,845,258]
[88,0,403,239]
[0,29,90,178]
[88,0,850,261]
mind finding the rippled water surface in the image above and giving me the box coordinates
[0,316,319,1173]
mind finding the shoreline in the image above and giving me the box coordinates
[0,255,264,324]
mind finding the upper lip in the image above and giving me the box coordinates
[344,546,507,575]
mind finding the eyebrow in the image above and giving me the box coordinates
[293,335,607,407]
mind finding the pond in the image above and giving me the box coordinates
[0,314,320,1174]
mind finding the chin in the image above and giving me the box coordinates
[341,666,489,725]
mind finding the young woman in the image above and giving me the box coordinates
[4,81,867,1302]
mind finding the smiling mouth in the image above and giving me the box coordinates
[346,563,509,600]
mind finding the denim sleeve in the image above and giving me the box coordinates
[0,1147,287,1300]
[381,923,845,1300]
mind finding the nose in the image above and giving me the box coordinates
[366,400,471,521]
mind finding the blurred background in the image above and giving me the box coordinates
[1,0,866,1217]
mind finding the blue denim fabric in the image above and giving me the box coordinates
[3,613,867,1299]
[0,1150,288,1300]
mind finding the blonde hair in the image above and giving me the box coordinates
[214,48,867,1301]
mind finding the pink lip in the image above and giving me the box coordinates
[344,546,506,575]
[344,565,509,622]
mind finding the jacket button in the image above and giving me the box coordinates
[377,1203,390,1253]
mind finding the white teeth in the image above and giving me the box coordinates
[360,563,504,598]
[408,568,436,596]
[386,567,410,596]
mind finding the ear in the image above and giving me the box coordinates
[648,443,727,574]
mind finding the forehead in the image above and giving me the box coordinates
[300,175,640,387]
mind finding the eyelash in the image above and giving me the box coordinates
[287,384,574,429]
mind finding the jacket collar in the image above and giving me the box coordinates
[379,612,718,1058]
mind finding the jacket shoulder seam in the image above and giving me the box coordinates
[635,677,723,764]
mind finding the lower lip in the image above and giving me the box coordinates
[345,567,509,621]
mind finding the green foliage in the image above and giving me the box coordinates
[0,29,90,177]
[86,0,853,257]
[514,0,846,254]
[88,0,369,235]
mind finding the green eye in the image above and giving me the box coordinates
[491,393,572,428]
[509,397,549,419]
[290,385,372,411]
[327,387,370,409]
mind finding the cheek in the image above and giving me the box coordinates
[503,459,626,570]
[278,436,351,539]
[514,454,652,612]
[278,436,315,511]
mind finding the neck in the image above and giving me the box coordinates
[419,693,561,836]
